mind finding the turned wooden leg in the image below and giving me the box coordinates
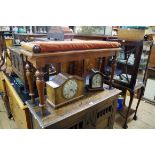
[35,69,45,115]
[122,89,127,106]
[123,90,134,129]
[25,63,35,104]
[109,54,117,89]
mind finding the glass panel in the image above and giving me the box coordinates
[75,26,106,35]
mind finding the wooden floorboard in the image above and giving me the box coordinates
[0,95,155,129]
[114,97,155,129]
[0,97,17,129]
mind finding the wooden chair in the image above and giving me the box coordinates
[104,39,153,128]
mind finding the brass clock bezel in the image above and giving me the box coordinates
[62,78,79,99]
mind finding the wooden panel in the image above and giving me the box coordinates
[46,83,55,105]
[0,71,4,92]
[9,95,28,128]
[9,47,28,88]
[5,39,13,47]
[149,44,155,67]
[84,58,99,75]
[60,62,70,73]
[118,29,145,41]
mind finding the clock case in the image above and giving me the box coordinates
[46,73,84,108]
[86,69,104,91]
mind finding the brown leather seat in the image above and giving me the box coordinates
[21,40,121,53]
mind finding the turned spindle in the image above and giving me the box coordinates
[109,54,117,89]
[25,63,35,104]
[35,69,45,115]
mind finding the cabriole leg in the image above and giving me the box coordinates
[109,54,117,89]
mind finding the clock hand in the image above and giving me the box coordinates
[70,89,74,92]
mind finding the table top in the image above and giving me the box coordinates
[26,86,121,128]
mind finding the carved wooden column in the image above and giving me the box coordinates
[25,63,35,104]
[35,69,45,115]
[109,53,117,89]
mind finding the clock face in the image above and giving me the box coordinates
[92,74,102,88]
[63,79,78,99]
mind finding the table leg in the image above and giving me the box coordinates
[123,90,134,129]
[2,79,12,119]
[109,53,117,89]
[26,63,35,104]
[0,55,5,69]
[35,69,45,115]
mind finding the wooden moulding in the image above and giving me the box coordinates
[46,95,84,109]
[118,28,145,41]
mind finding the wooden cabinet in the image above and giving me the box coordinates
[2,73,31,128]
[26,88,120,129]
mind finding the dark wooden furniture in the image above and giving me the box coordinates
[0,31,7,70]
[14,33,47,39]
[74,34,117,41]
[105,39,153,128]
[14,33,48,45]
[20,41,121,116]
[9,47,28,89]
[26,87,121,129]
